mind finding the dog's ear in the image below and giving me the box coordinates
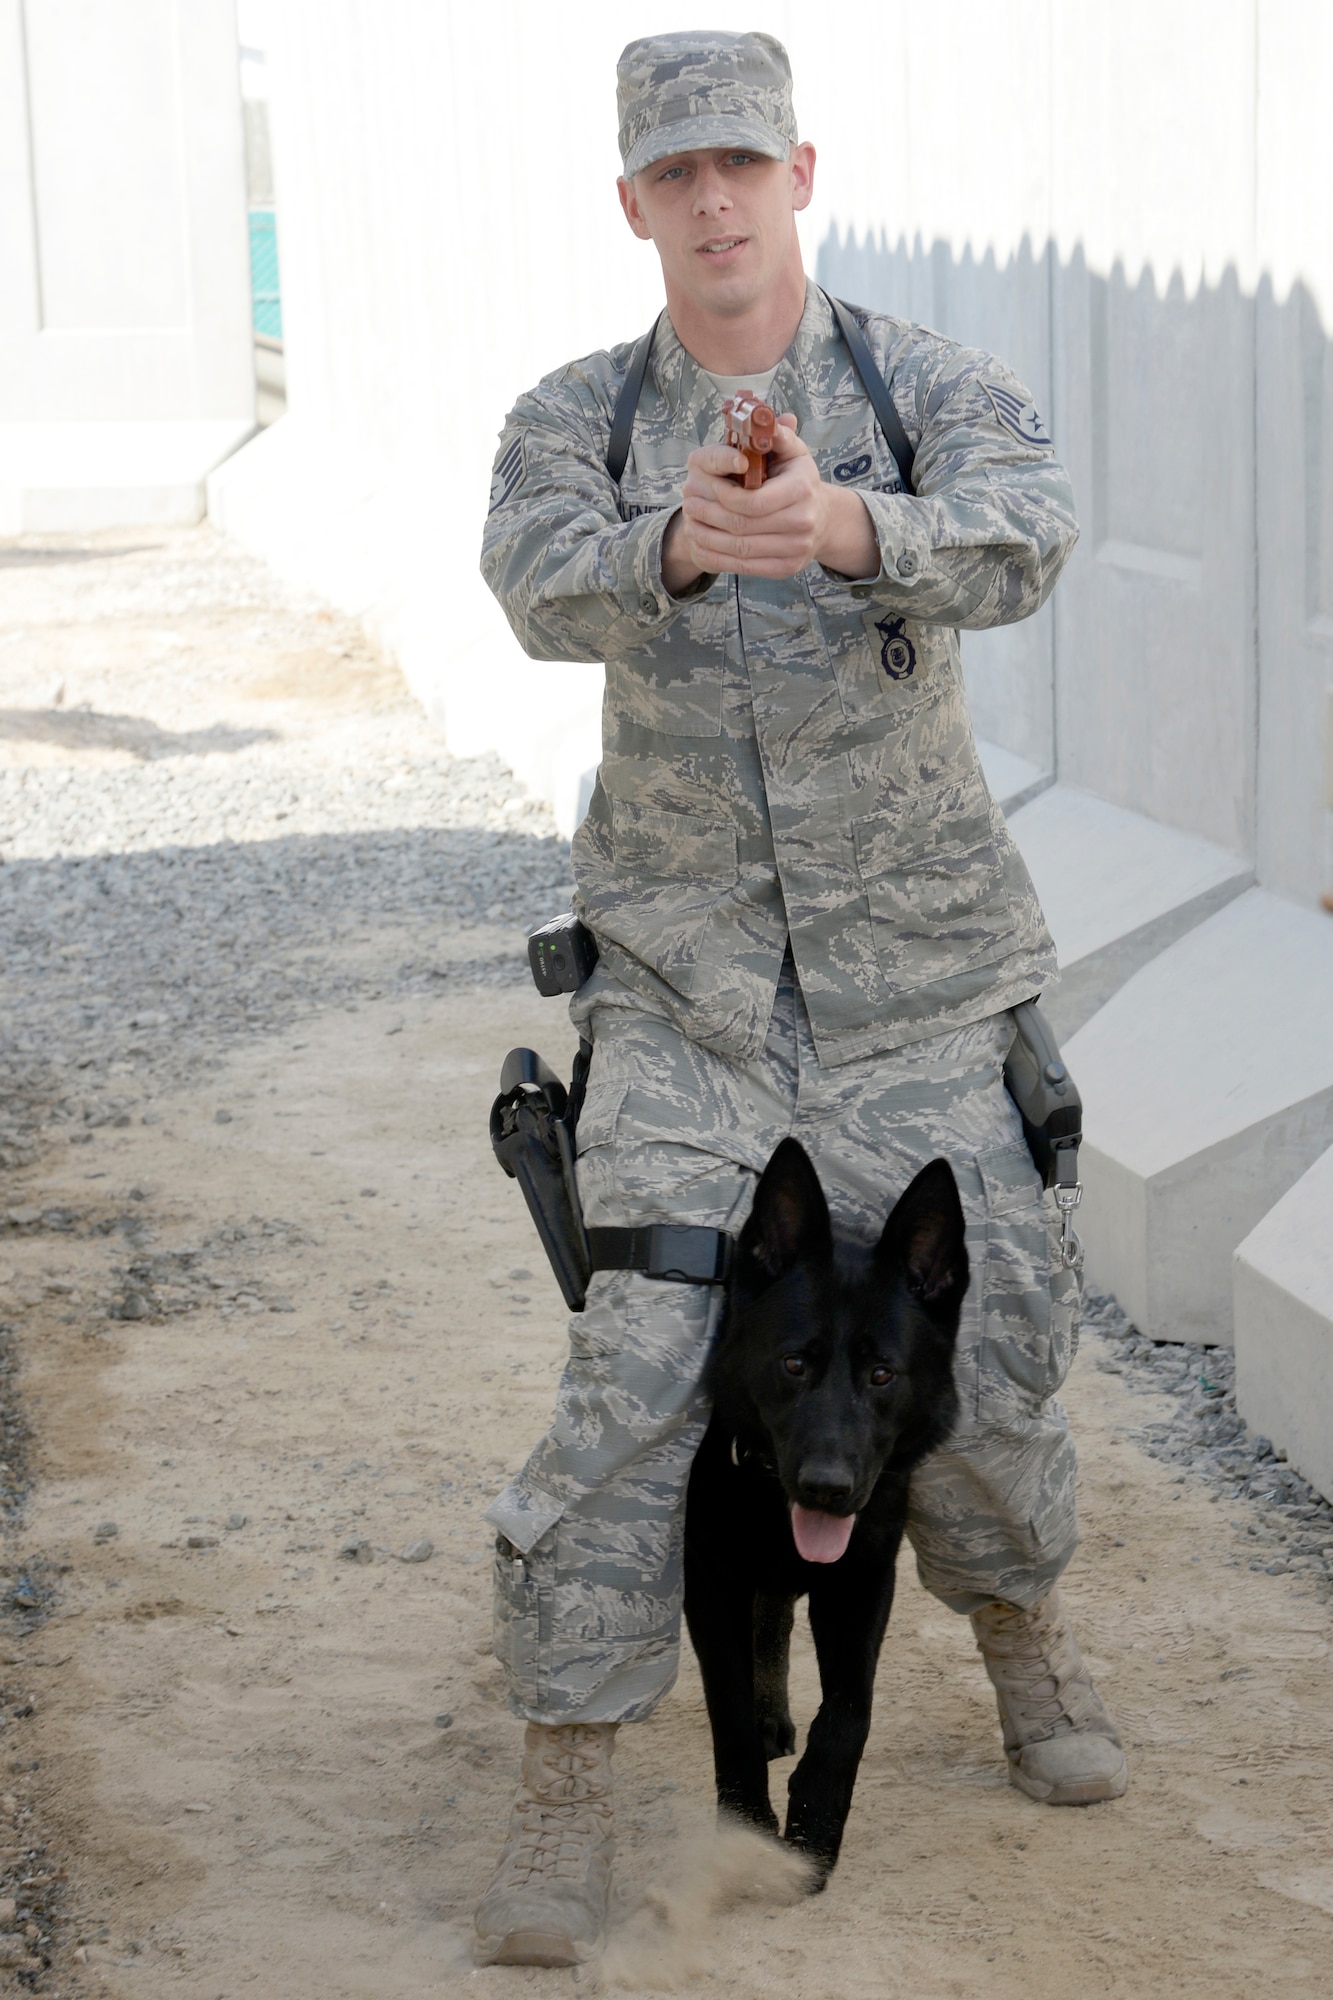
[877,1158,969,1308]
[741,1137,833,1282]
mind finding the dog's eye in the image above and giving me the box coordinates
[782,1355,806,1378]
[869,1365,895,1388]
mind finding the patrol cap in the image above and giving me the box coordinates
[616,29,797,180]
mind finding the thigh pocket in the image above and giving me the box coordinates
[598,799,740,991]
[853,781,1018,996]
[573,1071,629,1233]
[974,1145,1075,1421]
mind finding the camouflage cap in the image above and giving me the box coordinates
[616,30,797,179]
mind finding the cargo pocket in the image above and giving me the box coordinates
[603,589,729,738]
[572,1069,628,1245]
[974,1145,1074,1421]
[853,780,1018,997]
[600,799,740,992]
[486,1483,564,1715]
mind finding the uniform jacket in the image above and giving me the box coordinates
[481,282,1075,1066]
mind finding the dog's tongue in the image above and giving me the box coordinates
[790,1504,857,1564]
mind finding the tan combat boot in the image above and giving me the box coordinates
[474,1721,617,1966]
[971,1588,1128,1806]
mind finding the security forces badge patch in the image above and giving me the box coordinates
[983,382,1052,448]
[874,615,916,681]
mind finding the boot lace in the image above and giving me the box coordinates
[528,1728,610,1802]
[501,1797,613,1887]
[977,1601,1086,1733]
[491,1726,614,1891]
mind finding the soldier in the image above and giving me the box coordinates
[476,28,1126,1967]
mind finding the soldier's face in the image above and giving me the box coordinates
[618,142,814,315]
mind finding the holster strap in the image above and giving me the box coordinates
[587,1223,732,1287]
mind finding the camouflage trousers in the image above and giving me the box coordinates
[485,957,1080,1724]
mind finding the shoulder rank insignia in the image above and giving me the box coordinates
[874,615,916,681]
[489,434,527,513]
[982,382,1052,448]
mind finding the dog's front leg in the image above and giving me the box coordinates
[783,1578,893,1886]
[684,1569,777,1836]
[753,1591,797,1759]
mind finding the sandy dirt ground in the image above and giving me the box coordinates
[1,531,1331,1999]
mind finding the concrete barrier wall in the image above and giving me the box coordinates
[1254,6,1333,909]
[213,0,689,830]
[816,0,1333,904]
[1234,1144,1333,1506]
[0,0,256,527]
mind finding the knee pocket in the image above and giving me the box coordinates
[970,1145,1079,1422]
[492,1504,561,1714]
[491,1500,688,1719]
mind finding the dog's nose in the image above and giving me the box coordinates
[795,1460,856,1512]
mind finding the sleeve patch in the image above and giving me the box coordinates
[982,382,1052,448]
[488,434,527,512]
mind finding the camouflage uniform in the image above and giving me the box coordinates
[481,270,1082,1724]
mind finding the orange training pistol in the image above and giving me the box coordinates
[723,392,777,489]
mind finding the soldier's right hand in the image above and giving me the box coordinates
[661,442,751,595]
[663,422,878,589]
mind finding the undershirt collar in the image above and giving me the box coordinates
[700,364,780,402]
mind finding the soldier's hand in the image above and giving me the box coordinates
[662,417,881,588]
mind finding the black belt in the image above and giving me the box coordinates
[587,1224,732,1287]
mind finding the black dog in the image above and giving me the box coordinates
[682,1136,968,1887]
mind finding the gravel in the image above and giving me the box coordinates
[0,526,574,1171]
[1084,1287,1333,1596]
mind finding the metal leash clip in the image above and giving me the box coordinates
[1053,1179,1083,1269]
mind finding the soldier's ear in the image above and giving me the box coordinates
[789,140,816,212]
[617,175,654,242]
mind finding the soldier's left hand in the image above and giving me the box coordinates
[677,415,880,581]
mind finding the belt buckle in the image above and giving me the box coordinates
[647,1224,729,1285]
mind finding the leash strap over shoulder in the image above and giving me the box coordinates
[603,294,915,494]
[821,291,916,494]
[605,321,657,487]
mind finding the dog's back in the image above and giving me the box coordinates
[683,1138,968,1883]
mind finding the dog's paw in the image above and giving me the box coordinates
[758,1711,797,1761]
[795,1850,833,1895]
[717,1800,781,1843]
[783,1831,836,1894]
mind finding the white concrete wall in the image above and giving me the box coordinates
[817,0,1332,901]
[1234,1143,1333,1506]
[1067,891,1333,1346]
[1004,785,1252,1041]
[0,0,256,526]
[806,3,1333,1355]
[1255,4,1333,909]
